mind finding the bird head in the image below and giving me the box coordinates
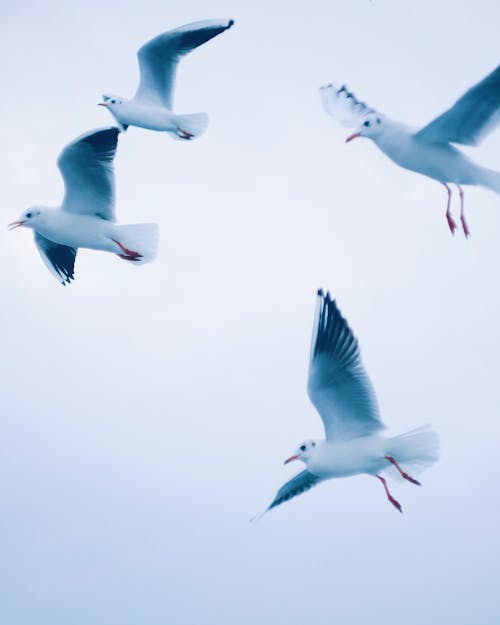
[98,94,123,111]
[346,112,384,143]
[284,439,319,465]
[8,207,43,230]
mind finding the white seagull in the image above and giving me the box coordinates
[9,127,158,285]
[99,19,234,139]
[320,65,500,237]
[262,290,439,516]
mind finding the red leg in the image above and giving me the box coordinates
[112,239,143,262]
[376,475,402,513]
[456,185,470,238]
[443,183,457,235]
[384,456,421,486]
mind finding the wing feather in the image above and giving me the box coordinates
[415,65,500,145]
[134,19,234,108]
[307,290,384,441]
[58,127,119,221]
[34,233,77,285]
[266,470,322,513]
[320,83,377,128]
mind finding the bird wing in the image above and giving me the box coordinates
[134,18,234,109]
[320,83,377,128]
[34,233,77,285]
[415,65,500,145]
[307,290,385,442]
[58,127,119,221]
[266,470,323,513]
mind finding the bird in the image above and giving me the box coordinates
[320,65,500,237]
[9,127,158,285]
[98,18,234,138]
[260,290,439,516]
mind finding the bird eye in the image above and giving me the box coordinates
[363,120,370,127]
[26,212,32,218]
[300,445,306,452]
[111,99,116,104]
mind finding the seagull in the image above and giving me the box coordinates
[98,19,234,138]
[9,127,158,285]
[320,65,500,237]
[261,290,439,516]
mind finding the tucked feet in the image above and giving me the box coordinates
[113,239,143,262]
[176,127,194,140]
[384,456,421,486]
[377,475,402,513]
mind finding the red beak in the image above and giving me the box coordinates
[346,132,361,143]
[283,455,299,465]
[98,102,108,107]
[8,220,25,230]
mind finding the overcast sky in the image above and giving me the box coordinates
[1,1,499,624]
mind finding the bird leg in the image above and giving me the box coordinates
[384,456,421,485]
[376,475,402,513]
[112,239,143,262]
[443,183,457,235]
[456,185,470,238]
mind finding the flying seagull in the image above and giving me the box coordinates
[320,65,500,237]
[260,290,439,516]
[9,127,158,285]
[99,19,234,138]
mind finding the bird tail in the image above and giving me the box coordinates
[172,112,209,140]
[384,425,439,481]
[113,223,159,265]
[479,167,500,195]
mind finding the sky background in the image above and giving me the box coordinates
[1,1,499,623]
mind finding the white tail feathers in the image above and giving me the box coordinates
[113,223,159,265]
[479,167,500,195]
[172,112,209,140]
[385,426,439,481]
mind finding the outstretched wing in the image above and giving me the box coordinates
[415,65,500,145]
[320,83,377,128]
[34,233,77,285]
[266,470,323,513]
[58,127,119,221]
[134,19,234,109]
[307,290,384,441]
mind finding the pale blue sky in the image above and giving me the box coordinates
[1,1,499,624]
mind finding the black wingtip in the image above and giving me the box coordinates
[317,288,324,297]
[228,19,235,28]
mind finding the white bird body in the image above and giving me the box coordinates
[104,100,178,132]
[320,65,500,236]
[9,127,159,284]
[100,19,233,138]
[262,291,439,516]
[29,208,119,253]
[304,437,387,479]
[372,119,485,185]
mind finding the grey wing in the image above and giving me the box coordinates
[34,233,77,285]
[415,65,500,145]
[266,470,323,513]
[307,290,384,441]
[134,18,234,108]
[320,83,377,128]
[57,127,120,220]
